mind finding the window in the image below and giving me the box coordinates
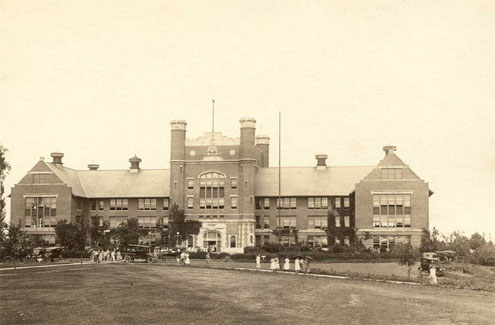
[244,180,248,189]
[344,198,350,208]
[174,182,177,190]
[256,198,262,209]
[231,177,237,189]
[264,198,270,209]
[264,216,270,229]
[372,194,411,228]
[187,179,194,189]
[138,199,156,211]
[382,168,402,179]
[163,198,169,210]
[278,216,296,228]
[138,216,157,229]
[264,235,270,245]
[230,236,237,248]
[76,198,83,210]
[335,216,341,227]
[24,197,57,228]
[256,235,262,247]
[372,235,410,251]
[110,199,128,211]
[90,200,97,211]
[231,196,237,209]
[256,216,261,229]
[98,200,104,210]
[110,216,128,228]
[307,235,328,248]
[335,236,341,245]
[335,198,341,208]
[344,216,350,228]
[308,197,329,209]
[33,173,49,184]
[200,172,225,209]
[179,166,183,174]
[344,236,350,246]
[308,216,328,229]
[276,197,297,209]
[91,216,103,228]
[187,197,194,209]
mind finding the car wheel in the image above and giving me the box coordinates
[147,257,154,264]
[124,256,132,263]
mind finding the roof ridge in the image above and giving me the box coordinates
[260,165,374,169]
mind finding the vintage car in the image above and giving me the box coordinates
[419,257,445,277]
[435,250,456,261]
[121,244,155,263]
[33,246,64,262]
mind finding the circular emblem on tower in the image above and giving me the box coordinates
[190,150,196,156]
[229,149,236,156]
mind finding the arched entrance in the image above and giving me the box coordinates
[203,231,222,252]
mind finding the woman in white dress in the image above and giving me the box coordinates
[283,257,290,271]
[185,252,191,266]
[270,257,276,271]
[294,257,301,274]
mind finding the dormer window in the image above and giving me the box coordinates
[33,173,49,184]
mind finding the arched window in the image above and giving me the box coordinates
[199,172,225,209]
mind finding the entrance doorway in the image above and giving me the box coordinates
[203,232,222,252]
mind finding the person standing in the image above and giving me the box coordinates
[294,257,301,274]
[255,254,261,271]
[116,250,122,261]
[270,257,276,272]
[206,251,211,264]
[176,254,181,266]
[110,249,116,263]
[98,250,103,264]
[283,257,290,271]
[185,252,191,266]
[429,265,437,285]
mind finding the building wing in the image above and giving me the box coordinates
[255,166,374,196]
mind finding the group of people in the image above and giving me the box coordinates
[176,251,191,266]
[90,249,122,263]
[256,255,311,274]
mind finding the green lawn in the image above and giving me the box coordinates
[1,263,494,324]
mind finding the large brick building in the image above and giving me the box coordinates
[10,118,432,253]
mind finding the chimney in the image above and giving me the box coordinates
[88,164,99,171]
[383,146,397,155]
[129,155,142,172]
[51,152,64,165]
[315,154,327,170]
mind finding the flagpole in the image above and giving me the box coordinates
[278,110,281,245]
[212,99,215,133]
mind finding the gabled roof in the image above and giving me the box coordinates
[77,169,170,198]
[255,166,374,196]
[45,163,170,198]
[46,163,87,197]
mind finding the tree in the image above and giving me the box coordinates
[0,145,11,246]
[109,218,142,249]
[168,204,201,247]
[90,218,110,248]
[395,243,418,280]
[54,219,87,251]
[326,208,340,246]
[447,231,471,256]
[469,232,486,250]
[3,222,30,262]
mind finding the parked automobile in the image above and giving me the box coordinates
[419,257,445,277]
[33,246,64,262]
[435,250,456,261]
[121,244,155,263]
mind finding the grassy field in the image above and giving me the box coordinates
[1,263,494,324]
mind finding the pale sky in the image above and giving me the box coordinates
[1,0,494,240]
